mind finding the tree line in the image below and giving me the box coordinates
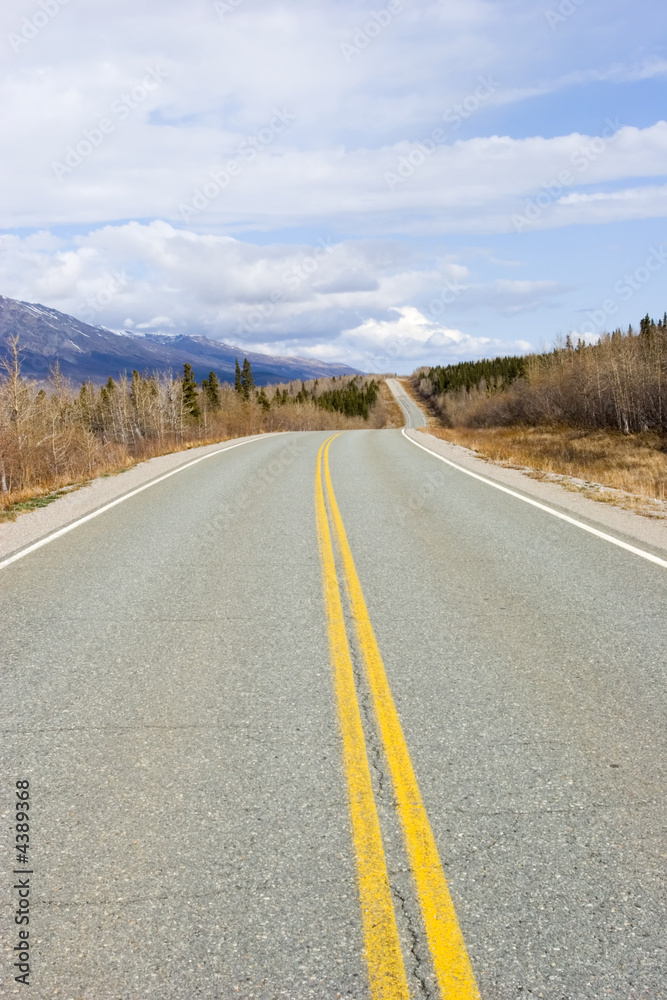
[413,313,667,434]
[178,359,379,421]
[0,344,386,508]
[421,355,528,397]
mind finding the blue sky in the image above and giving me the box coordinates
[1,0,665,371]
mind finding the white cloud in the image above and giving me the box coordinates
[236,304,535,371]
[1,0,665,235]
[0,220,458,334]
[2,114,666,234]
[1,0,666,371]
[136,315,175,329]
[0,221,554,370]
[318,306,532,371]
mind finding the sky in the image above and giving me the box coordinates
[1,0,666,373]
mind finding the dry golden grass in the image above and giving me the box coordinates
[0,435,234,523]
[396,378,435,426]
[379,380,405,428]
[426,424,667,517]
[1,382,399,523]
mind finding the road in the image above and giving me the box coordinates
[385,378,425,429]
[1,427,665,999]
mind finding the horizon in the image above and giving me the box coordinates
[1,1,665,373]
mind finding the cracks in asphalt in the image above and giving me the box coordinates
[13,614,303,623]
[348,644,434,998]
[334,554,434,998]
[332,545,390,812]
[391,882,433,1000]
[354,673,388,804]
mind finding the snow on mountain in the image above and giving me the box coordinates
[0,295,361,384]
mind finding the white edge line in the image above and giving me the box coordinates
[0,436,267,572]
[386,378,424,426]
[402,427,667,570]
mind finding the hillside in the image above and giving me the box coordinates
[0,295,360,385]
[411,313,667,509]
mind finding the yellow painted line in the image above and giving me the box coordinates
[323,437,481,1000]
[314,436,410,1000]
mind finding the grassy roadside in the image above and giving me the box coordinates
[0,483,90,522]
[0,435,235,524]
[0,378,402,524]
[425,424,667,519]
[397,377,435,425]
[380,380,405,428]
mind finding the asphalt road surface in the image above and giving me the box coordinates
[1,427,665,999]
[385,379,425,429]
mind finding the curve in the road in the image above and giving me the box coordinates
[321,435,480,999]
[2,427,666,998]
[403,428,667,570]
[385,377,426,429]
[0,436,266,572]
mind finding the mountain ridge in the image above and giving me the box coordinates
[0,295,361,384]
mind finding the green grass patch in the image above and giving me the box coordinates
[0,484,87,523]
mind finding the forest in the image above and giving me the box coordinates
[0,346,386,517]
[411,313,667,504]
[414,314,667,434]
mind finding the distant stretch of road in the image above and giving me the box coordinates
[1,421,665,998]
[386,377,425,428]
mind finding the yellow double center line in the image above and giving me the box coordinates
[315,434,480,1000]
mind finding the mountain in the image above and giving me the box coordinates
[0,295,361,385]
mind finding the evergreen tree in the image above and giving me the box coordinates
[424,354,528,397]
[257,387,271,411]
[78,380,96,423]
[295,381,309,404]
[202,371,221,411]
[312,376,379,420]
[235,358,242,394]
[241,357,255,399]
[209,371,221,409]
[131,370,141,396]
[100,376,116,408]
[182,363,201,420]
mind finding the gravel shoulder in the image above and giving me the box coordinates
[0,433,272,562]
[407,427,667,560]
